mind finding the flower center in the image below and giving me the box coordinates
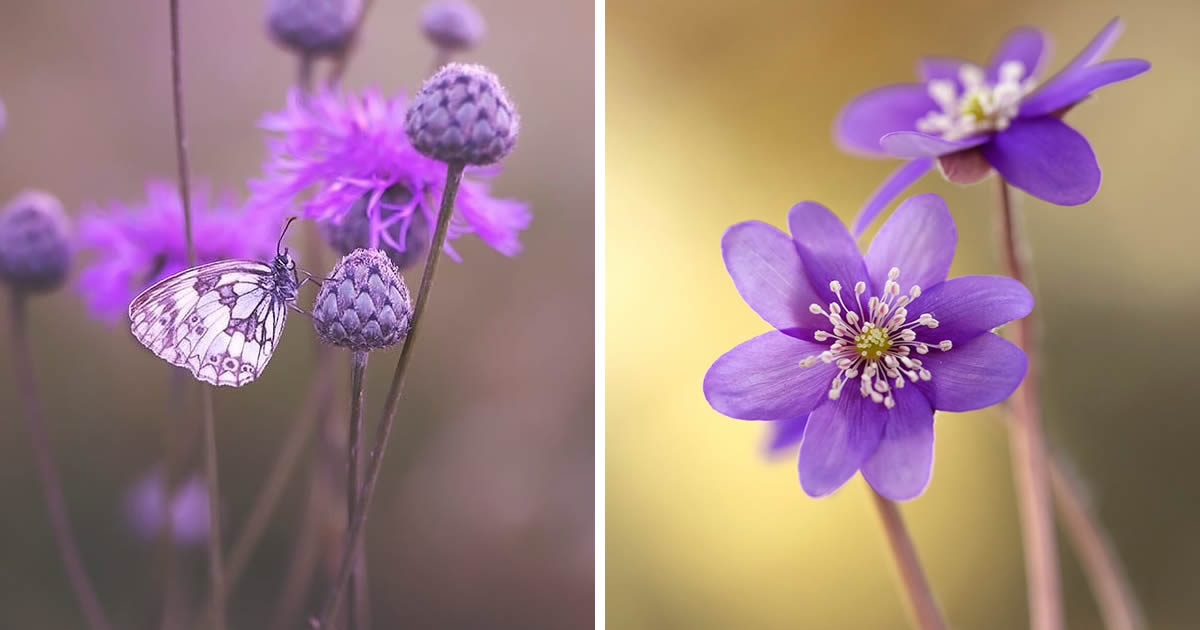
[916,61,1037,141]
[798,268,954,408]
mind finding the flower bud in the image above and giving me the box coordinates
[420,1,485,52]
[266,0,362,57]
[0,190,71,294]
[313,249,412,352]
[405,63,518,166]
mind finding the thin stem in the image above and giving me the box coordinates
[347,351,369,630]
[8,292,112,630]
[315,161,465,627]
[1049,459,1144,630]
[869,488,947,630]
[329,0,378,88]
[168,3,225,628]
[996,179,1062,630]
[298,54,314,96]
[156,368,185,630]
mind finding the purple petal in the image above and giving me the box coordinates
[704,331,837,420]
[864,193,956,296]
[1063,18,1125,76]
[908,275,1033,346]
[834,84,935,157]
[861,387,935,500]
[881,131,991,158]
[915,333,1027,412]
[797,394,886,497]
[787,202,869,304]
[1020,58,1150,118]
[988,27,1049,82]
[721,221,827,332]
[981,118,1100,205]
[851,158,934,237]
[763,415,809,458]
[918,56,971,84]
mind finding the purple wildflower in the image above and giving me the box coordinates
[125,470,210,545]
[703,194,1032,500]
[250,88,530,268]
[76,180,277,322]
[836,18,1149,234]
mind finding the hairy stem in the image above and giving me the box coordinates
[347,351,369,630]
[1050,459,1144,630]
[315,161,465,626]
[8,292,112,630]
[870,488,947,630]
[996,179,1062,630]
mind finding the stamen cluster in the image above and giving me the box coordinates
[917,61,1037,141]
[799,268,953,408]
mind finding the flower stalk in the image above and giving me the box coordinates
[315,161,465,627]
[995,179,1062,630]
[7,291,112,630]
[347,350,369,630]
[870,488,947,630]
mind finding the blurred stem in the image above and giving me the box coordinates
[995,179,1062,630]
[315,161,465,627]
[347,351,369,630]
[168,1,224,627]
[157,368,186,630]
[1050,459,1144,630]
[8,291,112,630]
[329,0,378,88]
[869,488,946,630]
[298,54,314,96]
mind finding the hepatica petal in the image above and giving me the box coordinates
[909,275,1033,345]
[982,117,1100,205]
[918,56,971,84]
[797,393,885,497]
[704,331,837,420]
[1020,58,1150,117]
[881,131,990,159]
[864,193,956,296]
[987,26,1048,82]
[835,84,936,157]
[722,220,826,332]
[861,386,935,501]
[787,201,869,304]
[915,333,1027,412]
[851,158,934,238]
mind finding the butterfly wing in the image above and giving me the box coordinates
[129,259,288,387]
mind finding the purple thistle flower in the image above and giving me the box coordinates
[76,180,277,322]
[703,194,1033,500]
[125,470,210,545]
[836,18,1149,235]
[250,88,530,267]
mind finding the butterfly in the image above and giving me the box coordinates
[128,219,307,387]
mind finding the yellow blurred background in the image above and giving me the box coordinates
[0,0,592,628]
[607,1,1198,629]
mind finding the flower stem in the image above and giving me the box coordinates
[347,350,369,630]
[315,161,465,627]
[7,291,112,630]
[995,179,1062,630]
[168,2,224,628]
[1049,458,1144,630]
[869,488,947,630]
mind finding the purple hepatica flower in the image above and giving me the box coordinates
[836,18,1149,235]
[703,194,1033,500]
[250,88,530,268]
[125,470,210,545]
[77,180,276,322]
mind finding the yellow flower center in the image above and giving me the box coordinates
[854,326,892,359]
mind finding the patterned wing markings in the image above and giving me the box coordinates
[128,258,291,388]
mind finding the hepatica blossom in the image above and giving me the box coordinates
[703,194,1033,499]
[837,18,1149,234]
[250,88,530,268]
[77,181,276,322]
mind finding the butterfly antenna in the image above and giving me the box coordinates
[278,216,299,256]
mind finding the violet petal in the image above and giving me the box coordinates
[1020,58,1150,118]
[918,56,971,84]
[981,117,1100,205]
[988,26,1049,82]
[915,333,1027,412]
[908,275,1034,346]
[703,331,838,420]
[722,220,827,332]
[764,415,809,458]
[864,193,955,296]
[787,201,869,304]
[797,394,886,497]
[860,387,935,501]
[880,130,991,158]
[834,84,935,157]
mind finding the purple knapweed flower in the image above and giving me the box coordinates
[76,180,277,322]
[125,470,210,545]
[703,194,1033,500]
[250,88,530,268]
[836,18,1149,235]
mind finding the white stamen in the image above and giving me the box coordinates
[916,60,1037,141]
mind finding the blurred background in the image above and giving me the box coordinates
[608,1,1197,629]
[0,0,592,628]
